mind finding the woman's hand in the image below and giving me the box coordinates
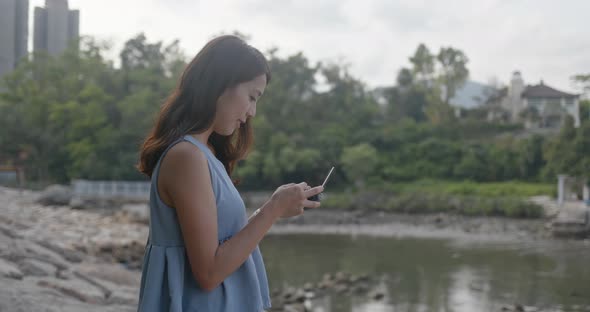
[267,182,323,219]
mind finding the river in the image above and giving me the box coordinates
[261,234,590,312]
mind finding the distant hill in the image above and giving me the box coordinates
[450,80,496,109]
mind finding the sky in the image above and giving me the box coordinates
[29,0,590,92]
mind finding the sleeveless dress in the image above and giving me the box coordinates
[137,135,271,311]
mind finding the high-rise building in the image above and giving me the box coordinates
[34,0,79,56]
[0,0,29,78]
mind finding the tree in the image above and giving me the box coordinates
[543,116,578,179]
[341,143,378,188]
[437,47,469,105]
[409,43,435,86]
[572,74,590,93]
[383,68,428,122]
[518,135,545,180]
[0,35,181,182]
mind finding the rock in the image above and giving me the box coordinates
[334,283,348,293]
[435,215,444,223]
[283,303,305,312]
[334,271,347,283]
[69,197,86,209]
[317,280,333,289]
[352,283,369,294]
[294,288,306,303]
[36,241,84,263]
[282,287,296,302]
[18,258,53,277]
[121,204,149,224]
[36,279,103,304]
[69,197,123,210]
[372,291,385,301]
[92,241,145,270]
[303,299,313,311]
[0,258,23,279]
[37,185,73,206]
[469,282,484,292]
[357,274,369,282]
[78,263,140,287]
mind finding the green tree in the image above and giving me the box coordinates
[572,74,590,93]
[437,47,469,105]
[543,116,578,179]
[341,143,378,188]
[409,43,435,85]
[518,135,545,180]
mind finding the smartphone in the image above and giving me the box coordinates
[307,166,334,202]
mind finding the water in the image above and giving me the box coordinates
[260,234,590,312]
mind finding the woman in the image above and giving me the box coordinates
[136,35,324,311]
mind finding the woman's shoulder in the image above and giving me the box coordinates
[162,141,209,172]
[157,140,213,207]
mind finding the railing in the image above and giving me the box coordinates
[72,179,151,201]
[0,166,19,185]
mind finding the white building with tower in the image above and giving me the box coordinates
[495,71,581,128]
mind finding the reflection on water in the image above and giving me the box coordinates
[260,234,590,312]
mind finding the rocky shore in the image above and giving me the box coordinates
[0,186,582,311]
[0,187,144,311]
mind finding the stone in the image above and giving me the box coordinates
[283,303,305,312]
[78,263,140,287]
[372,291,385,301]
[294,288,306,303]
[334,271,346,283]
[69,197,86,209]
[0,258,23,280]
[352,283,369,294]
[18,259,53,277]
[121,203,149,224]
[37,185,73,206]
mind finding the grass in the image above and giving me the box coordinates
[321,180,549,219]
[382,179,555,198]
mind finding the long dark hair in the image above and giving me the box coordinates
[137,35,271,179]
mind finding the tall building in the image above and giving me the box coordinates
[34,0,79,56]
[0,0,29,78]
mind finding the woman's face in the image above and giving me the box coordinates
[213,74,267,136]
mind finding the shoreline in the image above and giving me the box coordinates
[266,208,554,242]
[0,186,570,243]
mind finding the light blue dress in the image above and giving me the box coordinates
[137,135,271,311]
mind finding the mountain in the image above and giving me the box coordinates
[449,80,496,109]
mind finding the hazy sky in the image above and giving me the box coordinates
[29,0,590,92]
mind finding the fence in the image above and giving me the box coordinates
[72,179,151,201]
[0,166,20,186]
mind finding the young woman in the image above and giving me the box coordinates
[136,35,324,311]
